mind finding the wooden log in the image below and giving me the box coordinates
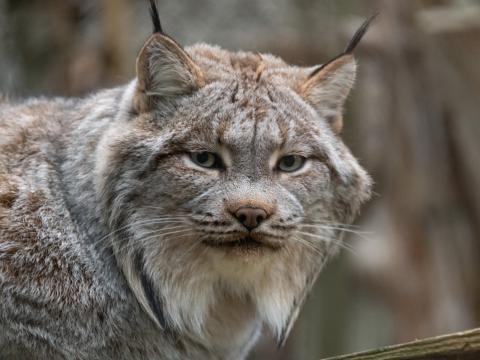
[321,328,480,360]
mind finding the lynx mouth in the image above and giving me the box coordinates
[203,236,281,251]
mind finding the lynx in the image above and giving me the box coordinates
[0,2,373,359]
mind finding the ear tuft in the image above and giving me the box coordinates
[149,0,163,34]
[299,14,377,133]
[344,12,378,54]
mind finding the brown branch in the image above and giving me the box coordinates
[321,328,480,360]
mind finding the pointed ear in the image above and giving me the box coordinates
[298,14,377,134]
[299,55,357,134]
[134,33,205,112]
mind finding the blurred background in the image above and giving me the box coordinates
[1,0,479,358]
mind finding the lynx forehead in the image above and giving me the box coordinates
[0,1,373,359]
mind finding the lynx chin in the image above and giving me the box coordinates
[0,1,373,359]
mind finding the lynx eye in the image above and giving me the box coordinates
[189,152,223,169]
[277,155,306,172]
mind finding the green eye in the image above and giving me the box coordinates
[277,155,306,172]
[190,152,223,169]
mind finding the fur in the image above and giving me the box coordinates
[0,5,373,359]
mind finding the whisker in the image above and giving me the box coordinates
[300,224,371,239]
[296,231,357,255]
[138,225,187,236]
[101,229,193,262]
[178,237,202,261]
[302,219,362,229]
[143,231,195,250]
[291,236,324,257]
[138,207,191,215]
[93,219,187,247]
[302,222,363,230]
[138,229,192,247]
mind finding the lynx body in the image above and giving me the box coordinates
[0,3,372,359]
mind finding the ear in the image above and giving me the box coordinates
[298,14,377,134]
[134,33,205,112]
[299,55,357,134]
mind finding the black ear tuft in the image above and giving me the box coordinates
[344,13,378,54]
[309,13,378,78]
[149,0,163,34]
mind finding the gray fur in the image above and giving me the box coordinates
[0,25,371,360]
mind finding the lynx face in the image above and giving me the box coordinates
[95,11,373,347]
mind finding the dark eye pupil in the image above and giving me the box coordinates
[197,152,209,164]
[282,156,295,167]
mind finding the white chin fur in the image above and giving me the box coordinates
[145,248,306,343]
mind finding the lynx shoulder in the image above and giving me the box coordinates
[0,2,373,359]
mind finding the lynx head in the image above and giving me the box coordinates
[95,1,373,347]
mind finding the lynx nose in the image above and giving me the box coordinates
[234,207,268,231]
